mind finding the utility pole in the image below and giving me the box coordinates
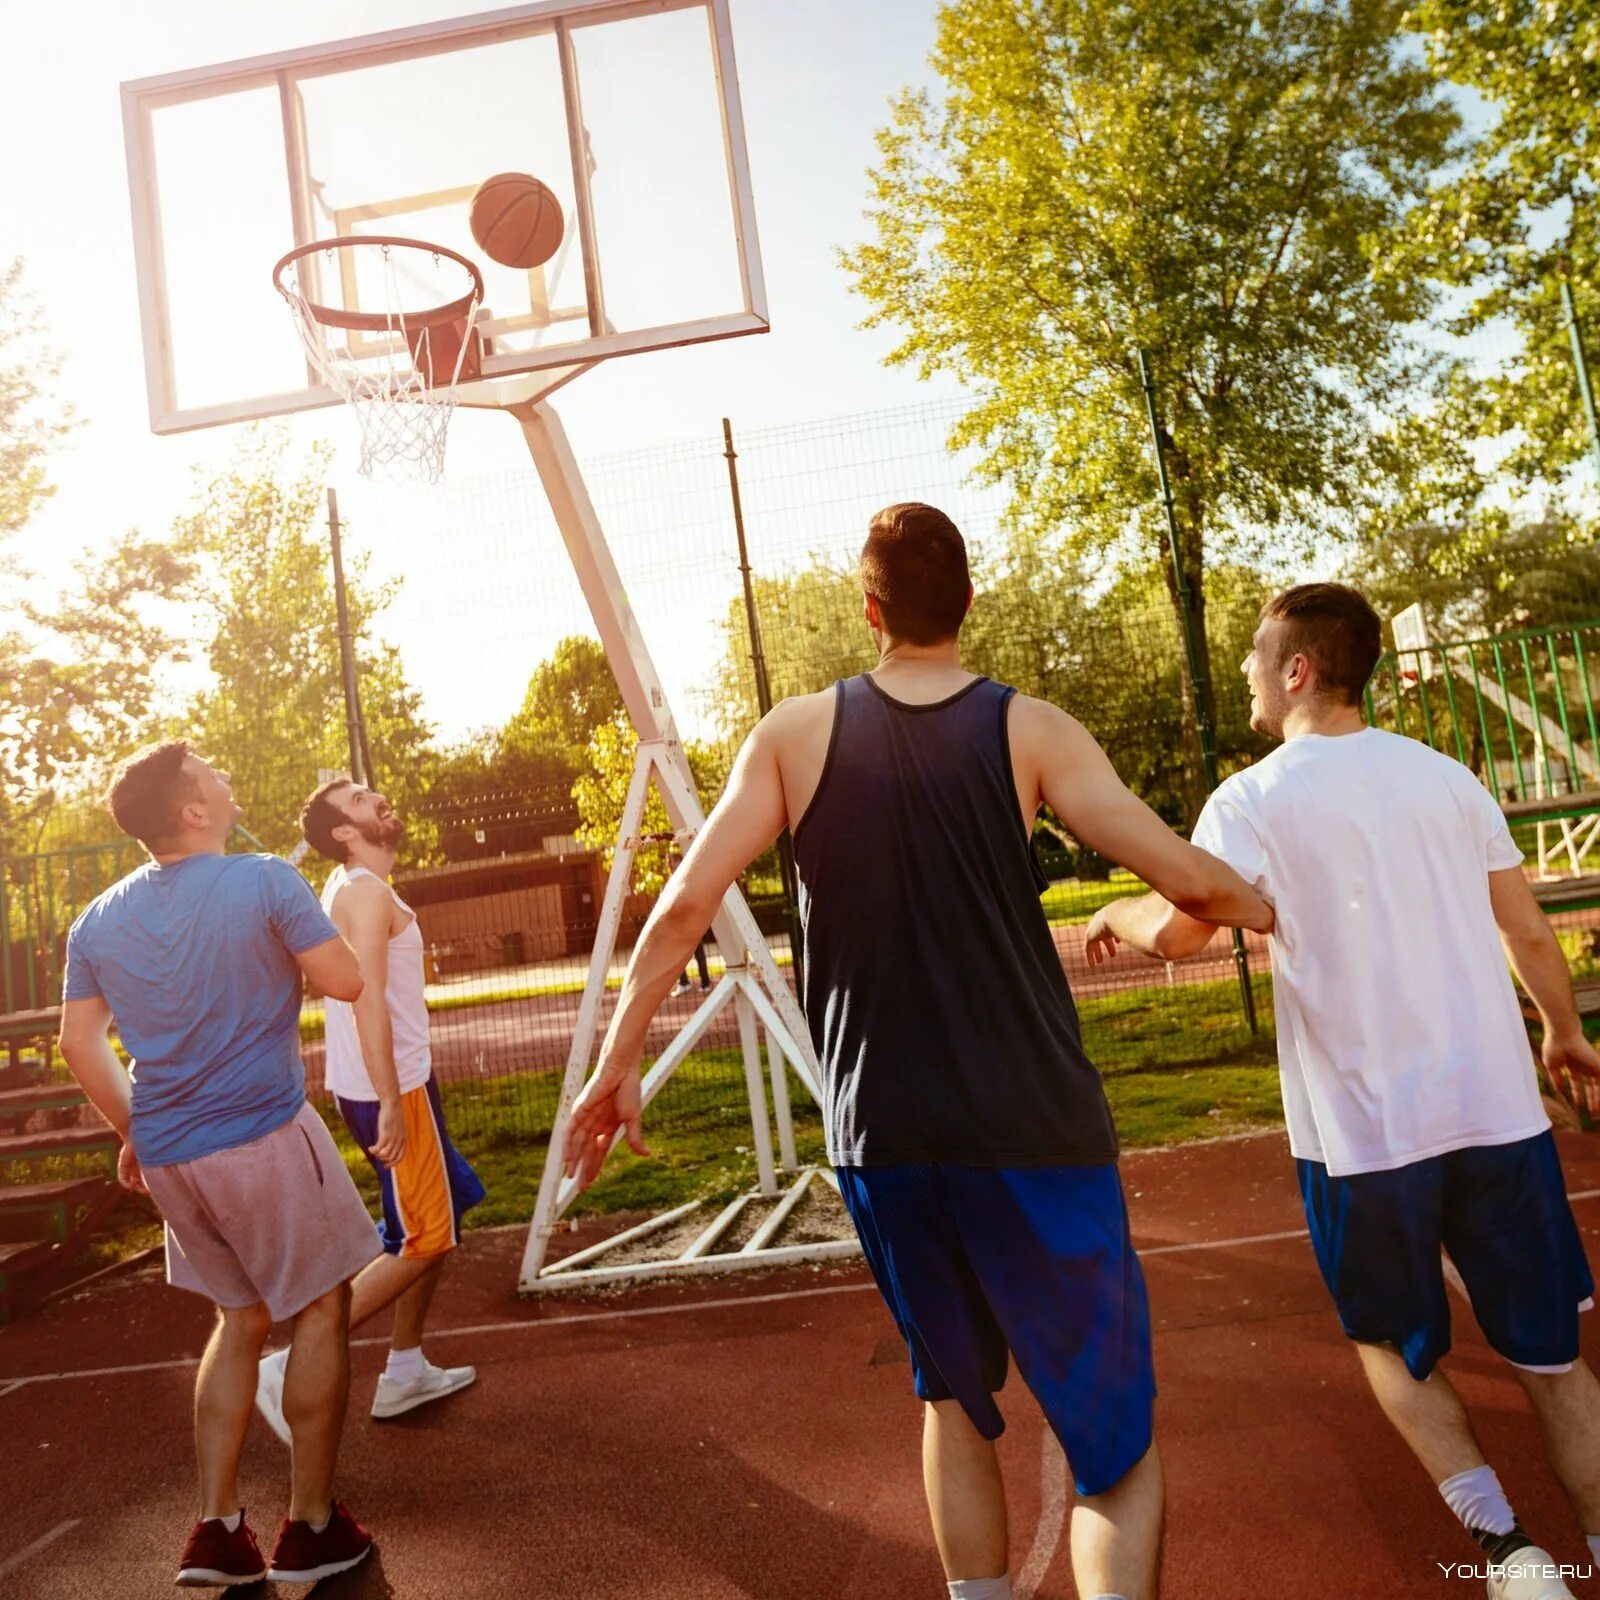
[723,417,805,999]
[327,488,370,786]
[1137,351,1258,1034]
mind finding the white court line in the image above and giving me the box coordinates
[7,1186,1600,1395]
[0,1520,79,1580]
[0,1281,878,1393]
[1015,1430,1068,1600]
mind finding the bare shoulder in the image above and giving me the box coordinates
[329,871,389,927]
[755,688,837,755]
[1007,693,1093,757]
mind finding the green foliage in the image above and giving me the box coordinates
[1346,512,1600,641]
[0,262,191,854]
[177,429,434,858]
[572,714,728,895]
[842,0,1461,808]
[502,635,622,758]
[1387,0,1600,489]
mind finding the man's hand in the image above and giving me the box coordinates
[1084,906,1122,967]
[371,1098,407,1168]
[1543,1030,1600,1122]
[563,1063,651,1191]
[117,1140,148,1195]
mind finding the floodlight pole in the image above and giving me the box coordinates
[1559,263,1600,490]
[326,488,368,786]
[723,417,805,1000]
[1137,350,1259,1036]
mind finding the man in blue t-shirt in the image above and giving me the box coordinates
[59,741,381,1588]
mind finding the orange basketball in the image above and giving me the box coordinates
[469,173,564,269]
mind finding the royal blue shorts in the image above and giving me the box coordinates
[1298,1131,1593,1379]
[836,1162,1155,1497]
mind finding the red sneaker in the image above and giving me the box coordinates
[176,1512,267,1586]
[266,1501,374,1583]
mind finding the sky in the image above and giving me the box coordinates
[5,0,982,740]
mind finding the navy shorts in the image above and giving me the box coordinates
[836,1162,1155,1497]
[1298,1131,1593,1379]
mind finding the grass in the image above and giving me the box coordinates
[20,971,1287,1273]
[307,971,1284,1232]
[1039,871,1149,924]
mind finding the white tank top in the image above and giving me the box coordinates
[320,865,432,1102]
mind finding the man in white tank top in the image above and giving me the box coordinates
[1088,584,1600,1600]
[253,779,486,1442]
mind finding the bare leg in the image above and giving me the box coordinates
[923,1399,1008,1580]
[1515,1360,1600,1530]
[284,1282,352,1526]
[347,1249,437,1332]
[1354,1342,1487,1482]
[389,1256,447,1351]
[196,1302,271,1519]
[1070,1443,1164,1600]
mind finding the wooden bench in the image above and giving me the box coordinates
[1530,875,1600,915]
[0,1004,61,1083]
[1503,790,1600,826]
[0,1122,120,1168]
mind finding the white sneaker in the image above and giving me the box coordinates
[371,1358,477,1420]
[254,1347,292,1446]
[1486,1546,1578,1600]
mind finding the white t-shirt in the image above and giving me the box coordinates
[320,865,433,1102]
[1191,728,1546,1177]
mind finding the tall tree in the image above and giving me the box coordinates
[1386,0,1600,491]
[177,430,435,858]
[501,636,623,759]
[842,0,1460,818]
[0,261,189,853]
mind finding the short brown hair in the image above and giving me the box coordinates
[105,740,200,849]
[860,502,971,646]
[1260,583,1382,706]
[300,779,355,864]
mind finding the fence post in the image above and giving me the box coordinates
[1560,264,1600,490]
[1137,351,1259,1036]
[723,418,806,1002]
[327,487,370,786]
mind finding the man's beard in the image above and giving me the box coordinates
[357,813,405,848]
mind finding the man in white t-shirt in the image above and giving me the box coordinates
[253,778,486,1443]
[1086,583,1600,1600]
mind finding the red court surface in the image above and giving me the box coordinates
[6,1127,1600,1599]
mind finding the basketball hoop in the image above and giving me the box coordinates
[272,236,485,482]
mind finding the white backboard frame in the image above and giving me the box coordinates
[121,0,769,435]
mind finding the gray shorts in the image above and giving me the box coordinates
[142,1102,381,1322]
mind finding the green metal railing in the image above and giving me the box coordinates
[2,827,269,1016]
[1366,619,1600,806]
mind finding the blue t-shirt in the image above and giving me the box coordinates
[62,853,339,1167]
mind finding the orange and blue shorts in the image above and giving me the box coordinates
[336,1077,485,1259]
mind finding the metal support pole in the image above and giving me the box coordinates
[1137,351,1259,1034]
[1560,265,1600,489]
[723,417,805,1002]
[327,488,367,786]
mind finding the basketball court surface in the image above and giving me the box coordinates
[7,1126,1600,1599]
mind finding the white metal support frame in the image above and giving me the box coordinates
[513,401,829,1292]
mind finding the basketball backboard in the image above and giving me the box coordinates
[121,0,768,434]
[1391,601,1434,682]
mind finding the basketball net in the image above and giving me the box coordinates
[275,240,484,483]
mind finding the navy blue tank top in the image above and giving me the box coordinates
[793,674,1118,1168]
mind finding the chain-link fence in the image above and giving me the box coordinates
[7,393,1600,1180]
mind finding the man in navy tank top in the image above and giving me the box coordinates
[565,503,1273,1600]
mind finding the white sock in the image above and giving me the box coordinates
[1587,1533,1600,1565]
[385,1345,426,1384]
[947,1579,1010,1600]
[209,1510,242,1532]
[1439,1465,1517,1537]
[310,1510,330,1534]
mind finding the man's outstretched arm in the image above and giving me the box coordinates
[563,714,791,1189]
[1085,893,1223,966]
